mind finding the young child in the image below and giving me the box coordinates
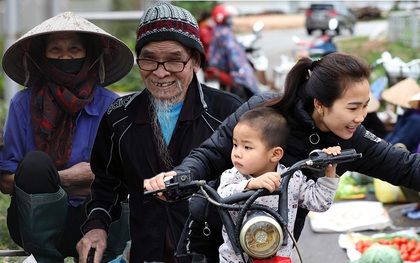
[217,107,341,262]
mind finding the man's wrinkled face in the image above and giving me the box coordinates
[137,41,200,104]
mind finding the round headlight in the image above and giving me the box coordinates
[239,212,283,259]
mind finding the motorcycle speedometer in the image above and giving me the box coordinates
[239,212,283,259]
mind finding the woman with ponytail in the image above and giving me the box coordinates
[147,52,420,261]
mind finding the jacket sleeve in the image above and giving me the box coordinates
[1,94,28,173]
[81,103,129,234]
[344,128,420,192]
[298,174,339,213]
[174,92,281,181]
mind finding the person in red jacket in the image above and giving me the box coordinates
[206,4,260,100]
[198,10,215,61]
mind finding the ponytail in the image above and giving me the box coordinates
[262,52,370,114]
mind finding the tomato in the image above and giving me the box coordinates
[355,240,374,254]
[401,252,409,261]
[408,253,420,262]
[378,238,390,245]
[355,236,420,262]
[407,239,417,253]
[392,237,401,244]
[401,237,409,244]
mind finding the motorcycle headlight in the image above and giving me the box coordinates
[239,212,283,259]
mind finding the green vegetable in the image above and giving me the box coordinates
[355,243,403,263]
[335,173,367,199]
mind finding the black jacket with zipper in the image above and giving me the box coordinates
[82,78,244,262]
[175,92,420,243]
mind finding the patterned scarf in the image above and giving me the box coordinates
[30,54,97,170]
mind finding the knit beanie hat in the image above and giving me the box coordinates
[135,2,205,66]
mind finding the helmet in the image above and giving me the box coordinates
[212,4,238,25]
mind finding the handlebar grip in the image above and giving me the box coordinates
[308,148,362,168]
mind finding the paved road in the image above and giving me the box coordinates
[253,20,388,82]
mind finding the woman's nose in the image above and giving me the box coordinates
[354,113,365,123]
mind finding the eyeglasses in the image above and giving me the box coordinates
[136,53,193,73]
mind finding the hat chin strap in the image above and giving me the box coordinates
[99,54,105,84]
[89,48,108,84]
[23,48,108,86]
[23,53,30,87]
[23,52,52,86]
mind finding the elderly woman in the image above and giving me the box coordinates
[0,12,133,262]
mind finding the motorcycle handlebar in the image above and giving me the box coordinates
[307,148,362,169]
[143,149,362,201]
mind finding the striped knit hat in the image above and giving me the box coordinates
[135,2,205,66]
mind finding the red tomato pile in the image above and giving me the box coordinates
[355,237,420,262]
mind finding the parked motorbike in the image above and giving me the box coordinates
[291,19,339,60]
[271,31,338,92]
[144,149,362,263]
[203,21,271,99]
[272,55,296,93]
[272,19,338,92]
[237,21,270,86]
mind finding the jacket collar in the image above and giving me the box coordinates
[292,97,348,146]
[83,90,102,117]
[292,98,317,131]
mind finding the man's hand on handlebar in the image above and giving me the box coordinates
[144,171,177,200]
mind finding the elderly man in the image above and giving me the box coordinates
[76,2,244,263]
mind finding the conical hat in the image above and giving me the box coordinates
[367,91,380,113]
[408,92,420,109]
[381,77,420,108]
[2,11,134,87]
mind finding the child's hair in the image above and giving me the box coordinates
[237,107,289,150]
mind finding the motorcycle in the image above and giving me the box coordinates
[237,21,270,86]
[272,19,339,92]
[291,18,339,60]
[272,55,296,93]
[144,149,362,263]
[203,21,271,97]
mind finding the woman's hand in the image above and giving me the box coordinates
[322,146,341,178]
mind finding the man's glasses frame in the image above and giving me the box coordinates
[136,53,193,73]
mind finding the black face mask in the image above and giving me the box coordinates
[48,58,86,74]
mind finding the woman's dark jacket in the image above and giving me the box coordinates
[81,79,243,262]
[174,92,420,240]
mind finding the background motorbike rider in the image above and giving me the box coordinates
[198,10,215,64]
[206,4,260,100]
